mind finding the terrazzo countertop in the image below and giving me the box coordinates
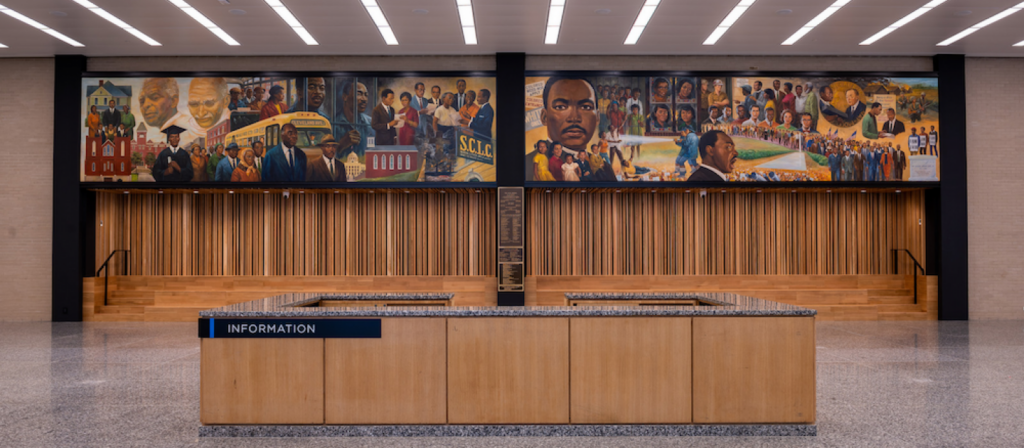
[199,291,815,317]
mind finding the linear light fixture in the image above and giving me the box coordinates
[938,1,1024,46]
[704,0,757,45]
[265,0,317,45]
[73,0,161,46]
[0,3,84,47]
[457,0,477,45]
[624,0,661,45]
[0,42,6,48]
[545,0,564,45]
[781,0,851,46]
[167,0,239,45]
[361,0,398,45]
[860,0,946,46]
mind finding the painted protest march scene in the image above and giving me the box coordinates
[80,75,496,183]
[525,75,938,183]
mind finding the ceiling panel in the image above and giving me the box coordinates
[0,0,1023,57]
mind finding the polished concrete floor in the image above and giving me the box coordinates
[1,320,1022,447]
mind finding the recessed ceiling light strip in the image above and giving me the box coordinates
[704,0,757,45]
[781,0,851,46]
[624,0,661,45]
[0,3,84,47]
[361,0,398,45]
[265,0,318,45]
[860,0,946,46]
[457,0,477,45]
[938,1,1024,46]
[545,0,565,45]
[166,0,239,46]
[73,0,161,46]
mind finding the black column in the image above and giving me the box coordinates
[53,55,87,321]
[933,54,968,320]
[495,53,526,306]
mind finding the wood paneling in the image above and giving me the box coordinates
[94,190,495,276]
[531,274,935,321]
[325,318,447,424]
[527,190,926,276]
[447,318,570,424]
[200,338,324,424]
[83,275,497,321]
[570,317,692,424]
[692,317,816,424]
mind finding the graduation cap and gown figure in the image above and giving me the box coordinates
[151,125,194,182]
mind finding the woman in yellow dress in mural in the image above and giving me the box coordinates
[532,140,556,181]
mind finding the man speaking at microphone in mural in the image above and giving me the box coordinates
[541,77,599,160]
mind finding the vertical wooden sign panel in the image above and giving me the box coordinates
[498,187,524,292]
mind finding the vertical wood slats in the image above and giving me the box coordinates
[526,190,925,276]
[94,190,496,276]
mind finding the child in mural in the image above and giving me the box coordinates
[532,140,556,182]
[561,152,581,182]
[549,142,565,181]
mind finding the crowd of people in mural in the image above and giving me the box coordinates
[526,75,940,183]
[81,76,495,183]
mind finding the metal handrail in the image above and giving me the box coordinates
[97,249,130,306]
[891,249,924,305]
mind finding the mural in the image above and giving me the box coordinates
[81,76,496,183]
[525,75,939,182]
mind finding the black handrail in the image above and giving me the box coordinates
[97,249,130,307]
[891,249,924,305]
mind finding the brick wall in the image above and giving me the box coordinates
[0,58,54,321]
[965,58,1024,320]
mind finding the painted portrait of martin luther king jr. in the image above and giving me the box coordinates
[541,77,598,153]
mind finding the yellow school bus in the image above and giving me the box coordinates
[225,112,332,152]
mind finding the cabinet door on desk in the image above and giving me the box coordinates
[570,317,692,424]
[692,317,816,424]
[447,317,570,424]
[325,318,447,424]
[200,338,324,424]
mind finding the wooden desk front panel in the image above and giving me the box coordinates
[200,338,324,424]
[324,318,447,424]
[447,317,570,424]
[692,317,816,424]
[570,317,692,424]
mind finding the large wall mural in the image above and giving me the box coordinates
[525,75,939,182]
[81,75,496,183]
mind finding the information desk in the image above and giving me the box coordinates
[198,292,816,433]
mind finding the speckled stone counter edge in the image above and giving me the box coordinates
[199,424,817,437]
[199,291,816,317]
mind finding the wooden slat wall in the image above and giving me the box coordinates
[526,191,925,276]
[95,190,496,276]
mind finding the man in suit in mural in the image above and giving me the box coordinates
[411,82,431,138]
[214,142,241,182]
[817,85,849,124]
[306,135,346,182]
[370,88,399,146]
[453,79,469,111]
[262,123,306,182]
[101,99,121,128]
[468,88,494,140]
[687,130,736,182]
[541,76,599,155]
[880,108,906,138]
[845,89,866,121]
